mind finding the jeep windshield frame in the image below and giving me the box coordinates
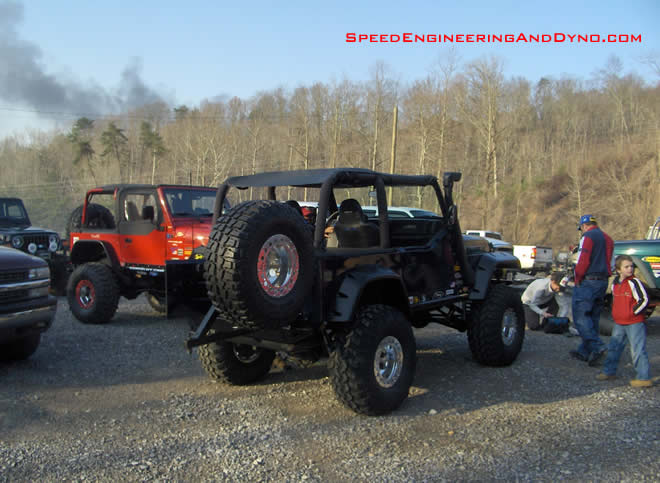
[212,168,453,249]
[161,187,218,218]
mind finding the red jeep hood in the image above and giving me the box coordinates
[171,217,214,249]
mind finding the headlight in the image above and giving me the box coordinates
[48,234,59,252]
[28,266,50,280]
[11,235,23,249]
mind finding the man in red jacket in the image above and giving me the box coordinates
[570,214,614,366]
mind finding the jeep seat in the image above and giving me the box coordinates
[142,205,155,222]
[333,199,379,248]
[125,201,140,222]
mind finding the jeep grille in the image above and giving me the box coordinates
[23,234,50,251]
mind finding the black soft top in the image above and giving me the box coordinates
[225,168,437,189]
[96,184,216,191]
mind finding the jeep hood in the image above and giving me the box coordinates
[0,225,55,234]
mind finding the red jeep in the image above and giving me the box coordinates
[66,184,228,324]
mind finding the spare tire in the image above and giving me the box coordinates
[204,200,314,330]
[66,203,116,242]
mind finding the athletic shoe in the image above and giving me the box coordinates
[629,379,652,388]
[596,373,616,381]
[587,350,607,367]
[569,350,587,362]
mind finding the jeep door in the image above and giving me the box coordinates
[117,189,166,267]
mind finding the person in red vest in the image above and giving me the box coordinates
[570,214,614,366]
[596,255,651,387]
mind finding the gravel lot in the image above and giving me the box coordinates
[1,296,659,482]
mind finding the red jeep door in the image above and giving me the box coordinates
[117,189,166,267]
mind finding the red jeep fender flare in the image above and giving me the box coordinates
[70,240,119,267]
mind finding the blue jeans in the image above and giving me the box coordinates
[572,279,607,358]
[603,322,650,380]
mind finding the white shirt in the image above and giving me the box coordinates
[521,278,562,317]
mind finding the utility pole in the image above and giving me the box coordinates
[388,105,398,205]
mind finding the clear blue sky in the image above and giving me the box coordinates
[1,0,658,137]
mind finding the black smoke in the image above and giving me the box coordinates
[0,1,166,117]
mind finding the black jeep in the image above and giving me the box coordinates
[187,168,525,415]
[0,197,68,292]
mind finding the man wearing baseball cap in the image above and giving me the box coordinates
[570,214,614,366]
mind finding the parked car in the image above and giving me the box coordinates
[363,205,441,219]
[0,246,57,361]
[65,184,229,324]
[187,168,525,416]
[0,197,68,293]
[464,230,514,254]
[464,229,504,240]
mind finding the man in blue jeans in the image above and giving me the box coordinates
[571,214,614,366]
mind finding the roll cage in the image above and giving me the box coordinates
[212,168,462,249]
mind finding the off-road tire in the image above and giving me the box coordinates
[468,284,525,366]
[328,304,416,416]
[198,334,276,385]
[66,203,116,242]
[67,263,120,324]
[204,200,315,330]
[0,334,41,362]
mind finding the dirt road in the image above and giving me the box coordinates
[1,297,659,481]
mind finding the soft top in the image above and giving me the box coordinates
[95,184,216,191]
[224,168,437,189]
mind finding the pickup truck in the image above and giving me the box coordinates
[513,245,553,274]
[0,246,57,361]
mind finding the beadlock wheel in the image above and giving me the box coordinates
[76,280,95,309]
[257,234,299,297]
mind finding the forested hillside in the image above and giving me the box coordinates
[1,56,658,251]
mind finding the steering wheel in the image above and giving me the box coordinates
[325,210,340,228]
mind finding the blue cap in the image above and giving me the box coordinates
[578,214,596,229]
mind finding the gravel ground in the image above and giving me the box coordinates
[1,296,659,482]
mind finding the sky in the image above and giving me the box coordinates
[0,0,658,139]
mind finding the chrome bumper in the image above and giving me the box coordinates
[0,296,57,332]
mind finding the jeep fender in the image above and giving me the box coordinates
[328,265,409,323]
[70,240,119,267]
[469,251,521,301]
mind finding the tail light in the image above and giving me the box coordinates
[531,247,537,259]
